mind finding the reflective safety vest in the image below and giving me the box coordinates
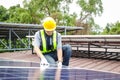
[40,30,57,53]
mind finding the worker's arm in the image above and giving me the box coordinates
[57,33,63,68]
[33,31,49,66]
[34,46,49,66]
[34,46,45,59]
[57,48,63,62]
[57,48,63,68]
[33,31,45,59]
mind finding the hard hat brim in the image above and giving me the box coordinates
[44,27,56,31]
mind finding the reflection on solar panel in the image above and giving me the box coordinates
[0,58,120,80]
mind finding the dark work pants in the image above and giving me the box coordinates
[43,44,72,66]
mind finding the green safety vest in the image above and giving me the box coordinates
[40,30,57,53]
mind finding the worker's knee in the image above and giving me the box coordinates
[62,44,72,56]
[63,44,72,51]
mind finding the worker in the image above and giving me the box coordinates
[33,17,72,68]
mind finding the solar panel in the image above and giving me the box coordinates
[0,58,120,80]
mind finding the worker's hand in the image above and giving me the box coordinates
[57,61,62,68]
[40,58,49,67]
[40,58,49,71]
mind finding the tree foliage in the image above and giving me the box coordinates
[102,21,120,34]
[0,0,103,34]
[23,0,73,24]
[76,0,103,34]
[0,5,9,21]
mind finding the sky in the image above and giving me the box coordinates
[94,0,120,28]
[0,0,120,28]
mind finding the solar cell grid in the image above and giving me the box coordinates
[0,58,120,80]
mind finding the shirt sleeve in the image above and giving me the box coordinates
[57,33,62,49]
[33,31,41,47]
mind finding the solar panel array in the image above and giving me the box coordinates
[0,58,120,80]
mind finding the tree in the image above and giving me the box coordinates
[102,23,112,34]
[23,0,73,24]
[63,13,77,26]
[6,4,32,23]
[1,0,104,35]
[76,0,103,34]
[102,21,120,34]
[0,5,9,21]
[19,12,32,23]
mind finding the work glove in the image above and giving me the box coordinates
[57,61,62,68]
[40,58,49,67]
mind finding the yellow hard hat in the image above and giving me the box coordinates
[42,17,56,31]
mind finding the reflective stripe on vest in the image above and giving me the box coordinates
[40,30,57,53]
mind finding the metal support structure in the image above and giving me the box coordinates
[88,42,90,58]
[28,30,31,48]
[11,29,28,48]
[0,22,83,51]
[0,28,37,51]
[0,39,9,49]
[9,29,11,49]
[64,27,67,35]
